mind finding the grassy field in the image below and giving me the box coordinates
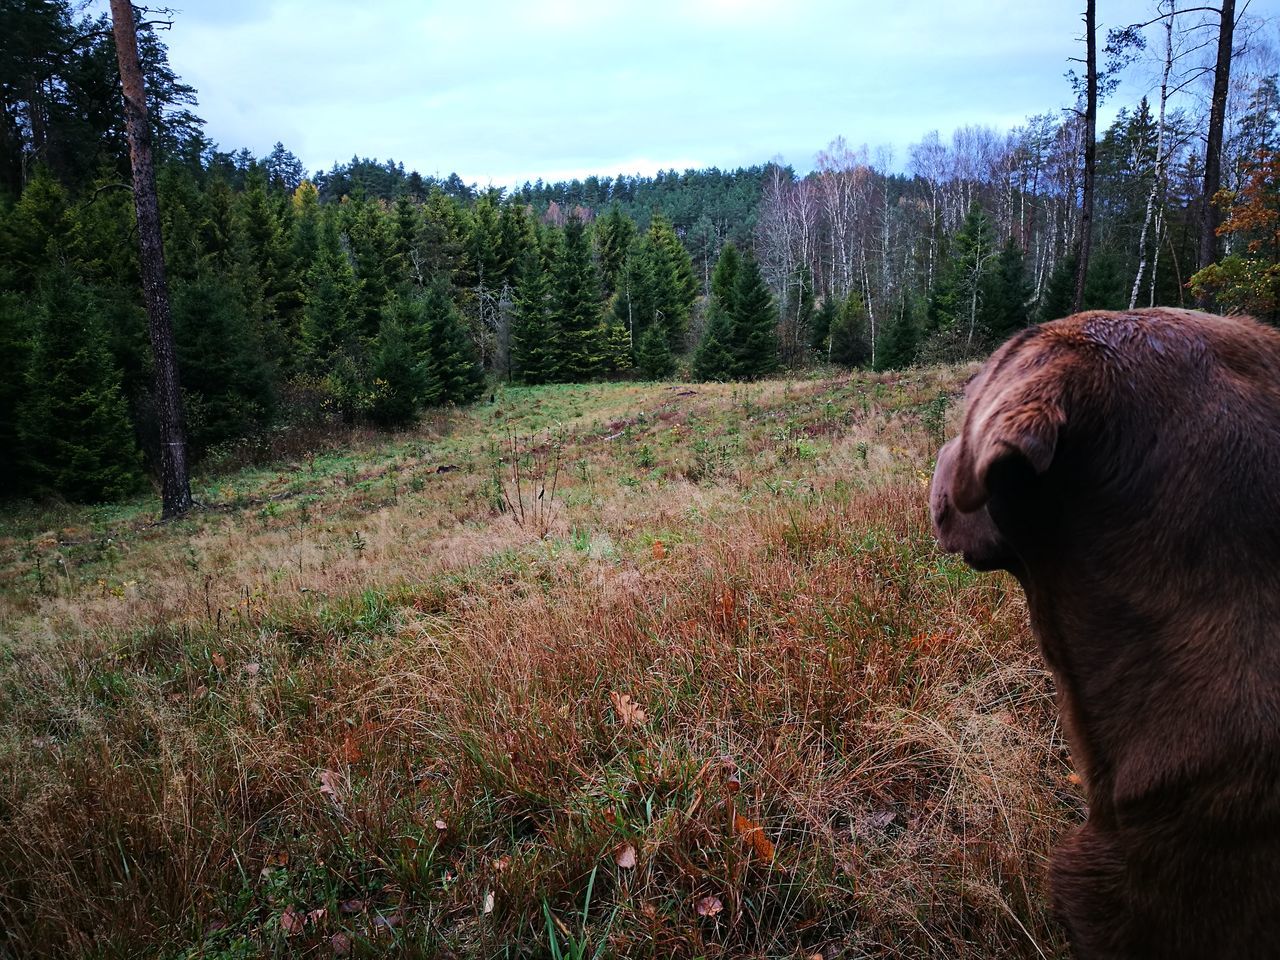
[0,368,1077,959]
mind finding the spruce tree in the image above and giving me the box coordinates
[412,283,485,406]
[20,273,143,502]
[830,295,871,368]
[984,237,1033,343]
[595,205,636,297]
[172,275,276,458]
[811,296,837,355]
[643,213,697,349]
[875,297,920,371]
[691,302,737,381]
[510,251,555,384]
[635,323,676,380]
[369,302,423,427]
[301,214,362,374]
[0,293,33,496]
[548,215,604,382]
[730,251,779,380]
[1038,252,1079,323]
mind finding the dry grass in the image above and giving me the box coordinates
[0,368,1078,958]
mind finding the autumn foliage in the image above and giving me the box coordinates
[1190,149,1280,322]
[0,371,1074,958]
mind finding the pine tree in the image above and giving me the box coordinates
[510,251,555,385]
[830,295,871,368]
[20,273,143,502]
[172,275,276,458]
[548,214,604,382]
[635,323,676,380]
[730,251,779,380]
[927,202,997,356]
[1082,251,1128,310]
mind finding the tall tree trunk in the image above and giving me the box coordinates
[1072,0,1097,313]
[109,0,192,519]
[1131,0,1176,308]
[1196,0,1236,308]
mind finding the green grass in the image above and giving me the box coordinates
[0,367,1076,958]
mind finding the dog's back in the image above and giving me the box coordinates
[931,308,1280,958]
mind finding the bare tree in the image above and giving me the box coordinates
[1196,0,1236,305]
[1073,0,1099,313]
[108,0,191,519]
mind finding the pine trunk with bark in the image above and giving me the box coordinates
[1072,0,1097,314]
[1196,0,1236,308]
[108,0,192,519]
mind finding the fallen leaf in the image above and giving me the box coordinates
[307,907,327,926]
[483,890,495,914]
[280,904,305,935]
[610,691,648,728]
[330,932,352,957]
[640,901,657,919]
[695,895,723,917]
[211,653,226,669]
[434,819,448,831]
[651,541,667,560]
[492,855,511,873]
[1067,772,1083,786]
[339,898,366,914]
[319,769,344,803]
[734,813,776,863]
[614,843,637,869]
[242,662,260,677]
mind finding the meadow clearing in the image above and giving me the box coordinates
[0,368,1076,959]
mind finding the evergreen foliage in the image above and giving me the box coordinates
[876,297,920,371]
[172,275,276,456]
[19,274,143,502]
[413,284,486,406]
[810,296,837,356]
[369,303,423,427]
[548,215,604,382]
[730,251,780,380]
[635,323,676,380]
[510,252,555,385]
[829,295,871,368]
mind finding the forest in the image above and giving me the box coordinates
[2,0,1279,505]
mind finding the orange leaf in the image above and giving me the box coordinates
[734,813,775,863]
[652,541,667,560]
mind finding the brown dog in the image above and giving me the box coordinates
[930,308,1280,959]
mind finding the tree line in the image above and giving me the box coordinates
[1,0,1277,505]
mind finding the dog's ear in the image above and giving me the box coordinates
[950,387,1065,513]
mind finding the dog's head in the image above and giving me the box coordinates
[930,326,1070,574]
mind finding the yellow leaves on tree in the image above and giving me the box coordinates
[1191,150,1280,320]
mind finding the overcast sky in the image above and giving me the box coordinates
[144,0,1269,185]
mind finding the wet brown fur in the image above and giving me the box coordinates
[930,308,1280,959]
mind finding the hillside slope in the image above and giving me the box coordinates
[0,369,1075,958]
